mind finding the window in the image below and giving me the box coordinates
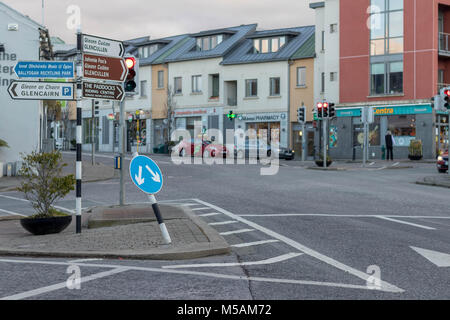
[321,72,325,93]
[196,35,224,51]
[211,74,219,97]
[270,77,280,96]
[245,79,258,97]
[321,31,325,51]
[370,0,404,95]
[174,77,182,94]
[157,70,164,89]
[253,37,287,54]
[192,75,202,93]
[140,80,147,97]
[297,67,306,87]
[330,72,337,82]
[330,24,338,33]
[388,115,416,146]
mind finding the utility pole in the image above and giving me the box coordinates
[91,99,95,165]
[119,98,125,206]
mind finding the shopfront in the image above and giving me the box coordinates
[235,112,288,148]
[173,107,223,142]
[329,104,437,160]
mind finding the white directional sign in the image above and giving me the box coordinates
[82,34,124,58]
[7,81,75,101]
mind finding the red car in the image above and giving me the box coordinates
[174,139,229,158]
[437,150,448,173]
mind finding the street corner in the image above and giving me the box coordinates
[416,175,450,189]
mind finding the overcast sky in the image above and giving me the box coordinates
[3,0,315,43]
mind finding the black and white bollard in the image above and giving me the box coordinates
[148,194,172,245]
[75,28,82,234]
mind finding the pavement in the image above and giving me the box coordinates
[416,174,450,188]
[0,204,230,260]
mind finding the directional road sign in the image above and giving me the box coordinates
[8,81,75,100]
[82,34,124,58]
[129,155,163,194]
[14,61,74,79]
[82,81,124,101]
[83,53,127,82]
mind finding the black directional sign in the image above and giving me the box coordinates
[82,81,124,101]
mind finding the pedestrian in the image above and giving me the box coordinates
[385,131,394,161]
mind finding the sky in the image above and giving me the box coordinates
[2,0,315,43]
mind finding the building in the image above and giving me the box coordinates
[0,2,52,173]
[311,0,450,160]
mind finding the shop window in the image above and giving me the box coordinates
[128,119,147,146]
[388,115,416,146]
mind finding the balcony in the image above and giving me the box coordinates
[439,32,450,56]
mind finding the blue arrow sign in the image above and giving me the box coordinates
[14,61,75,79]
[129,155,164,194]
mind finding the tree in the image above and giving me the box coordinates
[0,139,9,148]
[164,85,177,144]
[18,151,75,218]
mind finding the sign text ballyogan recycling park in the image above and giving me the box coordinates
[14,61,74,79]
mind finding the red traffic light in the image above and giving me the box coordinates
[444,89,450,97]
[125,57,136,69]
[323,102,329,108]
[317,102,323,109]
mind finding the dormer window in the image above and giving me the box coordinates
[253,37,286,54]
[139,44,161,58]
[196,35,224,51]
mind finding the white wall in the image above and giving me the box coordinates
[313,0,340,106]
[0,6,42,164]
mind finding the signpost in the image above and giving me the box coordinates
[129,154,171,244]
[82,34,125,58]
[14,61,74,79]
[82,53,127,82]
[8,81,75,100]
[82,81,124,101]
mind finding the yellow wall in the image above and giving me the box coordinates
[289,58,314,123]
[151,64,168,119]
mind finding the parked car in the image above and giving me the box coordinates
[437,150,448,173]
[174,138,229,158]
[235,140,294,160]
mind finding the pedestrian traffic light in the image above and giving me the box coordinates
[124,56,139,94]
[317,102,323,119]
[227,111,236,121]
[329,103,336,118]
[297,107,305,123]
[323,102,329,118]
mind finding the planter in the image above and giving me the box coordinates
[20,215,72,235]
[315,160,333,167]
[408,155,423,161]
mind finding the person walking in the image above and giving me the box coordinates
[385,131,394,161]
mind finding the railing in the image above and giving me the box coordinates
[227,97,237,106]
[439,32,450,54]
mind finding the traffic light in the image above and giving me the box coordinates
[297,107,305,123]
[323,102,328,118]
[227,110,236,121]
[329,103,336,118]
[444,89,450,109]
[317,102,323,119]
[94,100,99,115]
[124,56,139,94]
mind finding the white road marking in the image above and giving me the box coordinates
[0,208,26,217]
[0,194,75,214]
[392,162,400,167]
[162,253,303,269]
[232,240,280,248]
[237,213,450,219]
[209,220,238,226]
[192,207,212,211]
[0,267,129,300]
[68,258,103,263]
[193,199,404,293]
[376,216,436,230]
[220,229,254,236]
[198,213,222,217]
[0,258,391,293]
[411,247,450,267]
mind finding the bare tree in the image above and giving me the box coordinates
[164,85,177,144]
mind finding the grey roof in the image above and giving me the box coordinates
[221,25,315,65]
[162,24,257,63]
[0,2,45,30]
[139,35,189,66]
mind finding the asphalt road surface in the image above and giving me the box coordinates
[0,152,449,300]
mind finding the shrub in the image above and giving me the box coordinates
[408,139,423,157]
[0,139,9,148]
[17,151,75,218]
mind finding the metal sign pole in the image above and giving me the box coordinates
[323,117,327,168]
[302,122,306,162]
[119,98,125,206]
[148,194,172,244]
[91,99,95,165]
[75,29,82,234]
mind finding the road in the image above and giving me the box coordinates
[0,152,449,300]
